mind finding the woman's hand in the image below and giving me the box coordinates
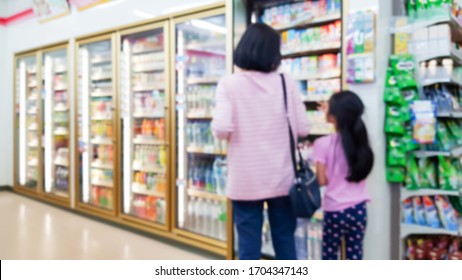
[317,101,329,114]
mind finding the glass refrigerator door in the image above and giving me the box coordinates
[77,38,116,211]
[174,14,228,241]
[42,48,70,197]
[119,26,168,224]
[16,55,40,190]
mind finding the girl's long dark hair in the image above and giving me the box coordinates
[328,91,374,182]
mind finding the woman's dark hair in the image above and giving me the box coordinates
[328,90,374,182]
[233,23,281,73]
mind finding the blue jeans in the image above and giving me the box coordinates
[232,196,297,260]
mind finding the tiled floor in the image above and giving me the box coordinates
[0,191,219,260]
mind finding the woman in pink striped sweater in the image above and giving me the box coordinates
[212,23,310,260]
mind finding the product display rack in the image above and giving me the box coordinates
[389,2,462,260]
[118,21,171,230]
[75,33,119,217]
[171,7,231,257]
[231,0,343,260]
[41,45,71,204]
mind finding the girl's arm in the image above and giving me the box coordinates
[212,80,234,140]
[316,161,328,186]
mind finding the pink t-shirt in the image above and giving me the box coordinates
[212,71,310,201]
[311,134,371,212]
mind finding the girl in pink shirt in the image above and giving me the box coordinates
[312,91,374,260]
[212,23,310,260]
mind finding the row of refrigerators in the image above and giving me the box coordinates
[13,1,343,259]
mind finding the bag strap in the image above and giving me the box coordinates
[280,74,298,177]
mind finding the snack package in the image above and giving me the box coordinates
[386,167,405,183]
[403,198,415,224]
[436,122,455,151]
[415,238,433,260]
[387,137,406,166]
[434,195,458,231]
[423,196,442,228]
[405,155,420,190]
[438,156,458,191]
[412,196,427,226]
[384,68,403,104]
[390,54,416,74]
[407,0,416,19]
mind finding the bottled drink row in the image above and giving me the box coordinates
[55,166,69,191]
[186,52,226,80]
[184,197,227,241]
[132,34,164,53]
[281,20,342,55]
[91,97,113,117]
[136,119,165,140]
[132,72,165,88]
[91,169,114,184]
[54,91,68,109]
[133,92,165,116]
[187,121,227,153]
[94,145,115,165]
[132,52,164,71]
[133,172,167,194]
[134,145,167,171]
[187,157,227,195]
[92,121,114,138]
[132,196,166,223]
[186,85,216,117]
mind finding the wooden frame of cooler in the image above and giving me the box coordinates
[73,32,120,219]
[13,42,72,209]
[169,6,233,259]
[116,20,172,233]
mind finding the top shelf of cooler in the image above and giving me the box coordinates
[271,13,341,32]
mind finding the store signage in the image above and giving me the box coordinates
[69,0,110,11]
[32,0,70,23]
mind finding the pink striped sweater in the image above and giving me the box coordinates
[212,71,310,201]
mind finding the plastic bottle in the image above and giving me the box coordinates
[186,197,196,231]
[194,198,203,234]
[295,218,308,260]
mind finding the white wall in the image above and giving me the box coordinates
[0,25,9,186]
[346,0,393,259]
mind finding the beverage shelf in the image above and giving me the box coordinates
[187,77,220,85]
[91,114,113,121]
[91,180,114,188]
[282,42,341,58]
[131,184,166,198]
[91,161,113,170]
[91,91,113,98]
[400,223,459,238]
[54,106,69,112]
[91,56,111,64]
[132,162,166,174]
[187,188,226,202]
[132,65,164,73]
[91,137,113,145]
[91,73,112,81]
[133,112,165,119]
[54,84,67,91]
[132,85,164,92]
[186,146,226,156]
[400,188,460,201]
[273,13,341,32]
[54,158,69,167]
[133,137,166,145]
[54,130,69,136]
[132,46,163,55]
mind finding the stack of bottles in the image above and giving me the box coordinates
[186,54,226,80]
[132,34,163,53]
[281,20,341,55]
[405,236,462,260]
[54,91,67,110]
[92,65,112,78]
[188,157,227,195]
[90,186,113,209]
[53,111,69,123]
[55,166,69,191]
[94,145,114,165]
[294,219,323,260]
[133,171,167,194]
[260,0,341,29]
[132,196,166,223]
[53,73,67,90]
[184,197,227,241]
[91,121,113,139]
[403,195,460,231]
[187,85,216,117]
[135,119,165,140]
[134,145,167,171]
[133,91,165,117]
[187,121,227,154]
[91,97,112,118]
[132,52,164,72]
[281,53,341,79]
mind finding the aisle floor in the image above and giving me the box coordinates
[0,191,219,260]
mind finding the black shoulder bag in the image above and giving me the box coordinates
[280,74,321,218]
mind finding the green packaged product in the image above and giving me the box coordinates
[405,155,420,190]
[401,88,419,103]
[425,160,438,189]
[447,121,462,145]
[428,0,442,9]
[390,54,416,74]
[415,0,428,19]
[438,156,458,191]
[385,105,406,134]
[403,130,420,151]
[436,122,454,151]
[387,138,406,167]
[419,158,432,189]
[397,74,418,89]
[386,68,398,87]
[387,167,406,183]
[448,196,462,214]
[408,0,416,19]
[384,87,403,104]
[401,104,412,122]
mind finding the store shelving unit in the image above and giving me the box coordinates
[14,52,41,196]
[75,34,118,217]
[41,45,71,205]
[171,7,230,257]
[118,21,170,230]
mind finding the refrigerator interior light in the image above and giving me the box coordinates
[190,19,226,34]
[44,55,53,193]
[19,61,27,185]
[177,29,186,226]
[81,48,90,204]
[133,9,154,19]
[122,40,132,214]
